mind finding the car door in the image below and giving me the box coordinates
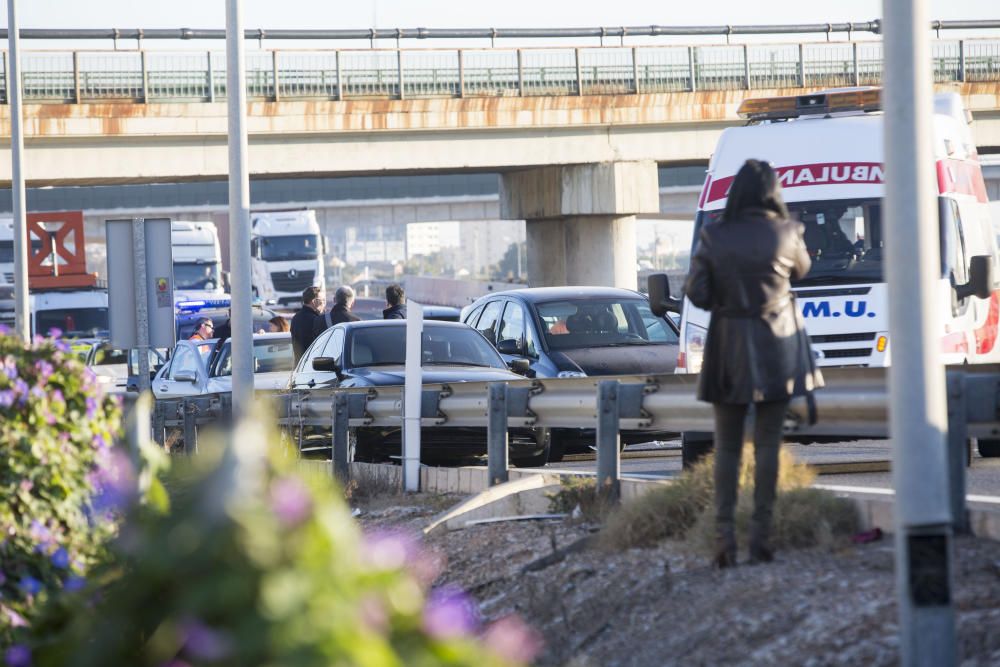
[473,299,504,346]
[494,300,540,376]
[290,328,335,390]
[154,342,208,399]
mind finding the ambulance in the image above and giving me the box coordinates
[652,88,1000,457]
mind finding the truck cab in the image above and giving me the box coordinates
[250,210,326,308]
[171,220,225,302]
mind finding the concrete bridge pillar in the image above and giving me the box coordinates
[501,161,659,288]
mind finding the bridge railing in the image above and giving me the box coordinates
[3,38,997,104]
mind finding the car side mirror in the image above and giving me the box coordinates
[496,338,523,356]
[174,369,198,383]
[648,273,681,316]
[508,358,532,376]
[955,255,994,301]
[312,357,344,379]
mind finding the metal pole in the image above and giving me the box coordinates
[132,217,152,395]
[945,371,969,534]
[140,50,149,103]
[574,47,583,95]
[688,46,697,92]
[458,49,465,98]
[596,380,620,503]
[332,391,350,482]
[182,399,198,455]
[206,50,215,102]
[487,382,509,486]
[743,43,751,89]
[271,50,280,101]
[883,0,956,663]
[853,41,861,86]
[7,0,29,342]
[72,50,81,103]
[335,50,344,100]
[798,42,806,87]
[957,40,965,82]
[403,301,423,492]
[396,49,405,100]
[632,46,640,94]
[227,0,254,419]
[516,49,524,96]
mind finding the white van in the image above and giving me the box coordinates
[250,210,326,308]
[653,88,999,458]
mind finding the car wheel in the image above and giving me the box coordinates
[977,438,1000,458]
[548,433,566,463]
[681,431,713,469]
[512,430,551,468]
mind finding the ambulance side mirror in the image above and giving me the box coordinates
[956,255,993,301]
[647,273,682,317]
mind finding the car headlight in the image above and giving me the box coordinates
[685,323,707,374]
[557,370,587,379]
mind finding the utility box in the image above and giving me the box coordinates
[106,218,175,350]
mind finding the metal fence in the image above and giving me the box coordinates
[1,37,999,104]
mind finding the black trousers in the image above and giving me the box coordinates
[712,400,789,545]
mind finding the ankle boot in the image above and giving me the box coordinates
[749,525,774,564]
[714,531,737,569]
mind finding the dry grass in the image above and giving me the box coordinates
[344,463,403,505]
[598,449,859,555]
[547,476,618,524]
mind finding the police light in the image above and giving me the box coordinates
[738,88,882,121]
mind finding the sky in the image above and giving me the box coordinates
[4,1,999,50]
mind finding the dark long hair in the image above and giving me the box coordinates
[722,159,789,222]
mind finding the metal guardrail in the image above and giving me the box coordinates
[1,38,998,104]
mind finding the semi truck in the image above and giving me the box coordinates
[250,210,326,308]
[171,220,225,303]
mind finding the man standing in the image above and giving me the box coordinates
[383,284,407,320]
[314,285,361,337]
[189,317,214,341]
[290,285,325,362]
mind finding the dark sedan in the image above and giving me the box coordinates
[291,320,549,466]
[461,286,680,459]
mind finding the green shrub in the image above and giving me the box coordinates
[0,330,122,651]
[31,414,541,667]
[547,476,616,524]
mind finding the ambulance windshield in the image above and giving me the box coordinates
[694,198,884,285]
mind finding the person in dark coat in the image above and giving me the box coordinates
[290,285,326,363]
[684,159,823,568]
[314,285,361,337]
[382,284,407,320]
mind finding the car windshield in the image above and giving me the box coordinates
[92,344,128,366]
[260,234,318,261]
[695,198,885,286]
[35,308,109,338]
[536,298,677,350]
[348,326,506,368]
[173,261,221,290]
[213,337,295,377]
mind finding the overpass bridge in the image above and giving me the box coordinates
[1,36,999,285]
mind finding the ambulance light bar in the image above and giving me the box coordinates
[738,89,881,120]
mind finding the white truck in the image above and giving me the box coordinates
[250,210,326,308]
[171,220,225,303]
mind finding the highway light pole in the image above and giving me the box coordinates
[882,0,956,664]
[226,0,253,418]
[7,0,29,341]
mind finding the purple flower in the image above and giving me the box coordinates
[2,365,15,381]
[269,478,313,527]
[63,575,86,592]
[362,529,422,571]
[2,605,27,628]
[30,521,56,552]
[4,644,31,667]
[46,327,62,339]
[422,586,480,639]
[12,379,28,404]
[51,547,70,569]
[91,432,109,451]
[85,396,99,419]
[34,360,54,382]
[179,619,232,661]
[29,385,46,400]
[482,615,544,664]
[19,576,42,596]
[0,391,14,408]
[0,324,8,335]
[89,448,136,513]
[50,389,64,404]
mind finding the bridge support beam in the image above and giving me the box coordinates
[501,161,659,288]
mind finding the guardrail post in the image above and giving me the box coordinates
[458,49,465,98]
[575,47,583,95]
[945,371,969,534]
[397,49,405,100]
[688,46,697,92]
[516,49,524,96]
[182,399,198,455]
[206,50,215,102]
[743,44,751,90]
[332,392,350,482]
[335,50,344,101]
[2,51,8,104]
[596,380,620,503]
[140,50,149,103]
[797,43,805,87]
[271,50,280,102]
[152,399,166,448]
[852,42,861,86]
[632,46,640,94]
[487,382,509,486]
[957,40,966,82]
[72,50,81,103]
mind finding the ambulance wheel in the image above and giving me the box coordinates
[977,439,1000,458]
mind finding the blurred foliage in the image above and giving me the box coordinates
[0,329,122,651]
[547,476,615,524]
[30,417,540,667]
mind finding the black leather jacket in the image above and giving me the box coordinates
[684,208,823,405]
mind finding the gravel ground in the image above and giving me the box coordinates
[356,494,1000,667]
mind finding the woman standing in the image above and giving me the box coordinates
[684,159,822,568]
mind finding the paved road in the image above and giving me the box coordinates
[547,438,1000,498]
